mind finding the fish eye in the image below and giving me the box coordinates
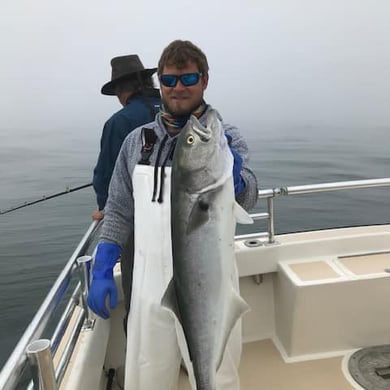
[186,134,195,145]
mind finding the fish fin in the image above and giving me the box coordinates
[216,290,250,371]
[186,195,211,234]
[161,278,181,322]
[234,201,253,224]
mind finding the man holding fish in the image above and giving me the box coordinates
[88,40,258,390]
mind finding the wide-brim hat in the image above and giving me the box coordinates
[101,54,157,95]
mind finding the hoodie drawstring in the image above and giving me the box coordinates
[157,139,177,203]
[152,134,168,202]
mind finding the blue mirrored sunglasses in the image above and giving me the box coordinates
[159,73,202,87]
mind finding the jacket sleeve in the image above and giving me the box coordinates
[93,115,135,210]
[223,123,258,211]
[100,134,135,247]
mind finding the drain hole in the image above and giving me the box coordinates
[244,239,263,248]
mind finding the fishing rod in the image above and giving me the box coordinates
[0,183,93,215]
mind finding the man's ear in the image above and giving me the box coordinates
[202,74,209,90]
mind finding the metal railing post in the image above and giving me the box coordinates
[267,197,275,243]
[76,255,94,329]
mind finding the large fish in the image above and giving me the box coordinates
[162,109,252,390]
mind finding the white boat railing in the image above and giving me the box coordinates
[0,177,389,389]
[238,177,390,243]
[0,220,101,390]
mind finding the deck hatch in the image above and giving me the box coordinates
[348,345,390,389]
[338,252,390,275]
[288,261,340,281]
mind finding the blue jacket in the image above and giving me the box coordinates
[93,90,161,210]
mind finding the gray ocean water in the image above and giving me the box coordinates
[0,125,389,369]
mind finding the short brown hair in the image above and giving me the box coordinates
[158,40,209,76]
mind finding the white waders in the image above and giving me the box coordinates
[125,165,242,390]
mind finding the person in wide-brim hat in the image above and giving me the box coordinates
[101,54,157,96]
[93,53,161,221]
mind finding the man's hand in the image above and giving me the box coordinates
[226,134,246,195]
[92,209,104,221]
[87,242,121,319]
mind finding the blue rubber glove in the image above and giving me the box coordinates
[87,242,121,319]
[226,134,246,195]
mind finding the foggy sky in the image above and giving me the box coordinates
[1,0,389,134]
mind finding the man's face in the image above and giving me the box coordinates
[159,61,208,116]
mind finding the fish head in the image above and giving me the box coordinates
[173,109,233,193]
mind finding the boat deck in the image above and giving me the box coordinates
[178,339,356,390]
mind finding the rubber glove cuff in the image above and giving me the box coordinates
[92,242,121,279]
[226,134,246,195]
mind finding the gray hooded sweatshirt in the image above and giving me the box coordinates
[101,105,258,247]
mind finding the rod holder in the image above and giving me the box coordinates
[76,255,94,329]
[26,339,57,390]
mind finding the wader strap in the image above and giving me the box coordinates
[138,128,157,165]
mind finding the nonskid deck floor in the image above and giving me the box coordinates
[178,339,356,390]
